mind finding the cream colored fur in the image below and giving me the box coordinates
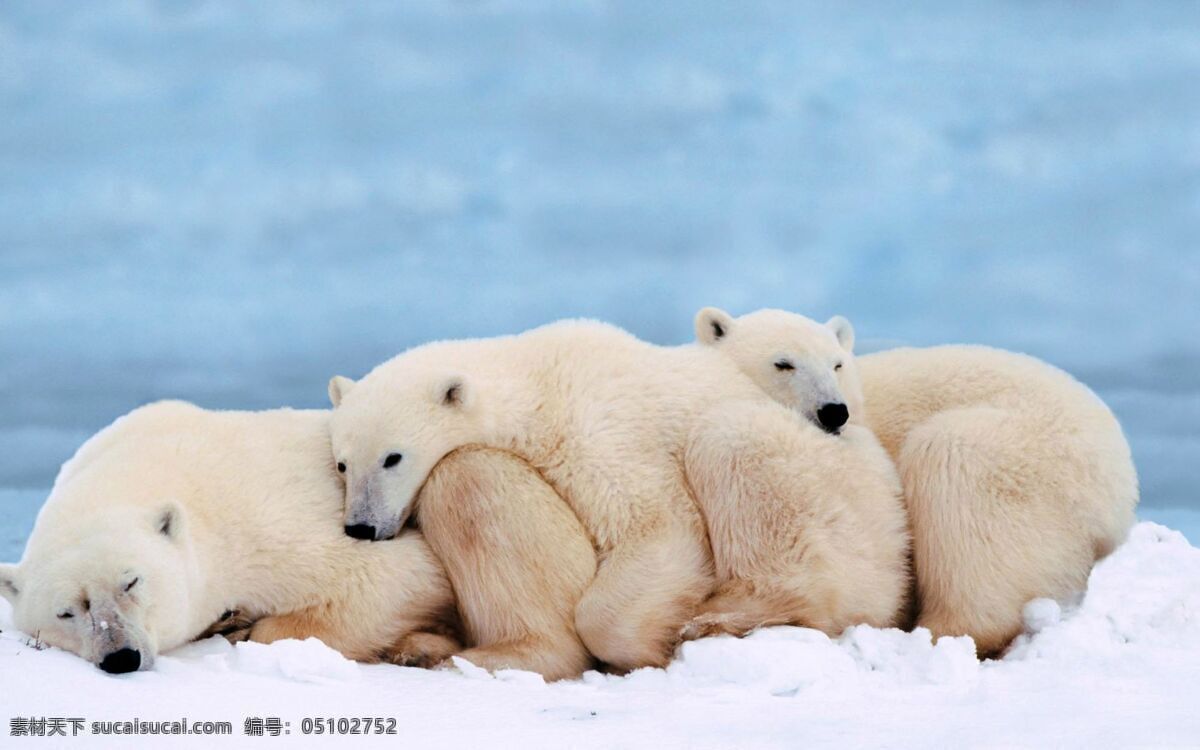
[329,319,911,668]
[417,447,597,680]
[683,399,911,639]
[700,307,1138,655]
[329,322,721,669]
[686,307,909,638]
[0,402,603,679]
[859,346,1137,654]
[0,402,458,671]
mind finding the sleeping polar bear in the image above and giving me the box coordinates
[327,319,910,669]
[696,306,1138,655]
[0,401,595,679]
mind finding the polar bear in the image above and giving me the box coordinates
[0,402,595,679]
[328,319,910,668]
[682,398,911,639]
[695,307,1139,655]
[416,446,597,680]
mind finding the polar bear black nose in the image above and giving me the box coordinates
[817,403,849,433]
[99,648,141,674]
[344,524,377,541]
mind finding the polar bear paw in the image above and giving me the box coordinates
[384,631,462,669]
[196,609,256,644]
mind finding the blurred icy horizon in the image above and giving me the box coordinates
[1,1,1198,557]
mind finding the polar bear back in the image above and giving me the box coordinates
[351,319,784,551]
[858,343,1138,591]
[858,344,1124,461]
[29,403,340,559]
[359,319,779,472]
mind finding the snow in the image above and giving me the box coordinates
[2,521,1198,748]
[232,639,359,685]
[1021,598,1062,633]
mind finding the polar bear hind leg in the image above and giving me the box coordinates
[902,406,1098,656]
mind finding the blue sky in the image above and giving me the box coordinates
[1,1,1197,555]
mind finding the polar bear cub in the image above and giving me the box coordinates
[683,310,911,638]
[696,307,1139,655]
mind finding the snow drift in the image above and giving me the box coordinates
[1,521,1197,748]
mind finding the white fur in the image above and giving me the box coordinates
[329,319,909,668]
[683,399,911,639]
[859,345,1138,654]
[1,402,456,671]
[700,307,1139,655]
[689,307,910,637]
[416,447,597,680]
[695,307,862,429]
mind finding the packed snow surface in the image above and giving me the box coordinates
[2,522,1198,748]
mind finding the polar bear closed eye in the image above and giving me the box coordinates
[326,318,921,670]
[1,401,461,675]
[325,323,722,671]
[695,307,864,434]
[695,306,1139,656]
[0,504,191,674]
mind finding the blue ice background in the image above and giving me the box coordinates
[1,1,1198,559]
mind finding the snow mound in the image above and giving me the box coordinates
[1007,523,1200,661]
[146,635,361,684]
[603,624,979,697]
[450,656,548,688]
[233,638,359,684]
[0,522,1197,748]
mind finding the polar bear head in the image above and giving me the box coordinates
[0,402,211,674]
[0,466,199,673]
[695,307,863,433]
[329,364,482,542]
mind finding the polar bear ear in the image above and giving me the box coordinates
[436,375,472,409]
[0,563,19,603]
[155,502,186,542]
[695,307,734,345]
[328,376,356,408]
[826,315,855,353]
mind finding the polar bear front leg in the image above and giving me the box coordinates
[574,516,714,671]
[243,608,338,648]
[679,583,793,641]
[243,606,463,667]
[418,446,598,681]
[196,608,257,643]
[233,531,460,665]
[385,631,462,669]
